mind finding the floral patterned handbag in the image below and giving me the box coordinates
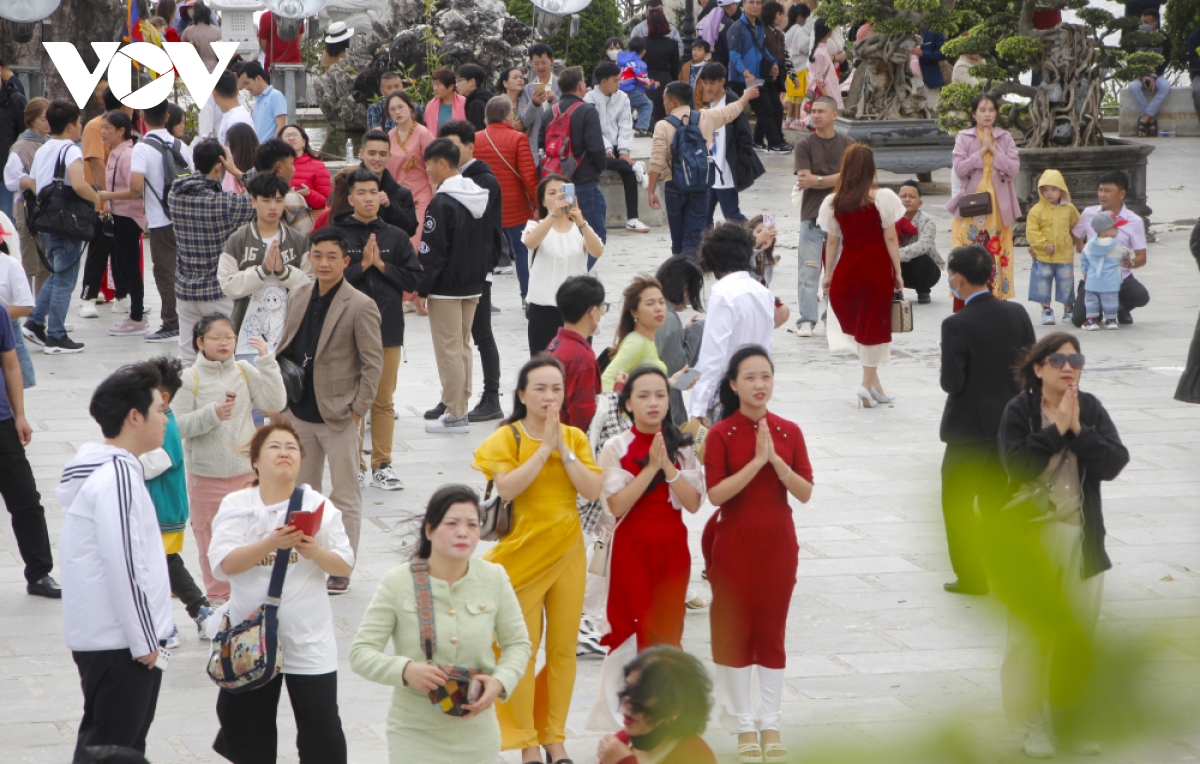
[206,487,304,693]
[410,560,484,716]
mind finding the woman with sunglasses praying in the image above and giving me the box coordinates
[996,332,1129,760]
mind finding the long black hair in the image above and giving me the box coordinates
[501,354,567,426]
[620,646,713,740]
[654,256,704,312]
[616,367,694,463]
[414,484,482,559]
[718,344,774,421]
[810,18,832,62]
[101,110,136,144]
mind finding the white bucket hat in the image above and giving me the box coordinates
[325,21,354,44]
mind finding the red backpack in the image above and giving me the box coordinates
[542,102,585,179]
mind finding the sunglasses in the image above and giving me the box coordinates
[617,687,653,718]
[1046,352,1085,370]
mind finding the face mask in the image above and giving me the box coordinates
[947,276,961,300]
[607,49,620,61]
[1139,22,1152,30]
[630,724,673,751]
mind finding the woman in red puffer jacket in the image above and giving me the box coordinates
[279,124,332,210]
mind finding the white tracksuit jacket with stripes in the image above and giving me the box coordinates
[59,443,173,657]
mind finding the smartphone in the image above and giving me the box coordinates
[672,368,702,390]
[763,213,776,230]
[534,82,547,93]
[561,182,576,207]
[467,675,484,704]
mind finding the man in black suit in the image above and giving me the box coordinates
[939,245,1036,595]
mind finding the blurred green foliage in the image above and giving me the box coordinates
[504,0,624,69]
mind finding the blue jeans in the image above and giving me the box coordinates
[1028,259,1074,305]
[1085,290,1119,319]
[574,181,607,269]
[796,219,825,325]
[505,225,531,298]
[664,181,709,260]
[1129,77,1172,117]
[706,187,746,227]
[10,319,34,388]
[0,186,13,221]
[28,233,85,340]
[627,90,653,132]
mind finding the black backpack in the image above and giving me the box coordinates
[32,145,96,243]
[142,134,191,220]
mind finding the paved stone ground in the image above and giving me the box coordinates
[2,134,1199,764]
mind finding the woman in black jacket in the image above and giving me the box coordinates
[996,331,1128,760]
[643,6,681,127]
[1175,221,1200,403]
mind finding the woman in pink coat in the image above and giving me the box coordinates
[424,67,467,135]
[807,19,842,108]
[946,92,1022,304]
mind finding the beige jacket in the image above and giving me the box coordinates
[649,101,747,181]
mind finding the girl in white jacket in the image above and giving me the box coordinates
[173,312,287,600]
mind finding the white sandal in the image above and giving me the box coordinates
[763,742,788,762]
[737,743,764,763]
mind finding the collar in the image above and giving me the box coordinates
[260,85,276,98]
[461,158,476,171]
[557,327,590,345]
[312,278,343,303]
[963,289,988,305]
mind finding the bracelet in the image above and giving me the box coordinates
[778,468,792,482]
[665,471,680,484]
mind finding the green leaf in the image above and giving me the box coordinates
[994,34,1041,65]
[1075,6,1114,31]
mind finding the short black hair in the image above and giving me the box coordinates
[380,71,402,83]
[529,42,555,60]
[663,81,692,109]
[557,275,606,323]
[620,646,714,741]
[147,355,184,400]
[558,66,585,95]
[192,138,225,175]
[142,100,169,127]
[1098,170,1130,193]
[254,138,296,172]
[423,137,460,166]
[191,312,234,352]
[699,222,755,276]
[900,179,922,197]
[1141,6,1159,21]
[165,103,185,135]
[628,37,646,55]
[437,119,476,145]
[697,62,728,82]
[655,256,705,312]
[89,362,162,439]
[432,67,456,89]
[310,227,348,255]
[246,172,289,198]
[415,485,482,559]
[362,129,390,148]
[46,100,81,135]
[456,64,487,87]
[346,168,380,192]
[102,86,122,112]
[946,244,993,286]
[692,39,711,53]
[237,61,268,83]
[593,61,621,84]
[214,71,238,98]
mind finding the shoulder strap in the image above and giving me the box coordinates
[53,144,71,182]
[689,110,702,127]
[483,423,523,503]
[483,130,536,210]
[665,115,683,129]
[265,486,305,605]
[410,559,437,661]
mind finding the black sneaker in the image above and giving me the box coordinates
[44,335,84,354]
[468,393,504,423]
[768,142,793,154]
[424,401,447,420]
[22,321,46,346]
[145,327,179,343]
[1117,307,1134,325]
[917,292,931,304]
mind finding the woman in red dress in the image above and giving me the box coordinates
[817,144,906,410]
[704,345,813,764]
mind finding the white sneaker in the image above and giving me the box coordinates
[425,412,470,434]
[625,218,650,233]
[632,161,649,189]
[372,463,404,491]
[358,469,369,489]
[796,321,814,338]
[164,626,181,649]
[1022,729,1056,759]
[111,296,131,314]
[78,301,99,319]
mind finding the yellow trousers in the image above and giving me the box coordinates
[496,540,586,750]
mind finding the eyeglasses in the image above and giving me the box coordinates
[1046,352,1085,370]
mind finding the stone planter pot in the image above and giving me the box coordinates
[834,118,955,179]
[1015,139,1155,225]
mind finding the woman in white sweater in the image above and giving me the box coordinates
[173,312,287,600]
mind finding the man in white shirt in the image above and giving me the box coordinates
[130,100,194,344]
[1070,170,1150,327]
[20,100,101,354]
[698,63,763,226]
[214,72,254,147]
[689,222,782,422]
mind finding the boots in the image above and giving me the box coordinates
[468,391,504,423]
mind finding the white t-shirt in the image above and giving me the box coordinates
[710,95,734,191]
[208,485,355,675]
[217,106,254,147]
[131,129,194,230]
[523,219,589,307]
[0,253,34,309]
[236,233,285,356]
[29,138,83,194]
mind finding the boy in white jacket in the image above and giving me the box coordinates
[59,361,173,761]
[584,61,651,233]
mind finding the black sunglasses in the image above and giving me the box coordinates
[617,687,653,717]
[1046,352,1085,370]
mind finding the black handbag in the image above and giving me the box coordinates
[480,424,520,541]
[1000,453,1069,524]
[277,355,305,405]
[958,191,993,218]
[33,146,98,242]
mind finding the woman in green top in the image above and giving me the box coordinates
[349,485,532,763]
[601,275,670,392]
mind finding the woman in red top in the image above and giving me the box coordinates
[312,168,352,232]
[279,124,331,210]
[704,345,813,764]
[818,143,906,410]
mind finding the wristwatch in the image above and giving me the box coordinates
[563,451,578,464]
[817,176,824,187]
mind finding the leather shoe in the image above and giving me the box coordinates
[943,580,988,595]
[27,575,62,598]
[424,402,447,420]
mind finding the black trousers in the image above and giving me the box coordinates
[79,227,128,302]
[0,417,53,583]
[1070,274,1150,327]
[527,302,564,356]
[732,80,784,147]
[111,215,146,321]
[941,442,1009,591]
[472,280,501,398]
[213,671,347,764]
[166,553,208,619]
[901,255,942,296]
[72,649,162,764]
[753,77,786,146]
[605,156,640,220]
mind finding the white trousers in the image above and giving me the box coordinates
[714,664,786,734]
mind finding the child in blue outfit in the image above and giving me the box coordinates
[140,356,213,642]
[1080,211,1131,331]
[617,38,657,135]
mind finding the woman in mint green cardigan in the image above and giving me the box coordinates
[601,275,669,392]
[350,485,532,762]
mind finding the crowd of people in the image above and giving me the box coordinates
[0,2,1180,763]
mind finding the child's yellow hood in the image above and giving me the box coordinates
[1036,169,1071,201]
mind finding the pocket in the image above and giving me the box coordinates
[465,598,497,616]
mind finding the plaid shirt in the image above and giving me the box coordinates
[169,173,257,302]
[548,327,600,430]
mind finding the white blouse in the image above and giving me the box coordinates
[816,188,905,238]
[523,219,589,307]
[597,429,706,511]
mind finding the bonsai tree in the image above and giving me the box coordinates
[938,0,1167,147]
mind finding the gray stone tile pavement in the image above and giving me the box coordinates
[1,134,1199,762]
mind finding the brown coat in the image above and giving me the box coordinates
[276,279,384,430]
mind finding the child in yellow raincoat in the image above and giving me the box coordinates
[1025,169,1080,325]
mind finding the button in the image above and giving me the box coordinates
[452,587,459,593]
[450,636,458,644]
[448,609,456,616]
[479,603,487,610]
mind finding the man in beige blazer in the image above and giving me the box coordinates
[276,228,383,593]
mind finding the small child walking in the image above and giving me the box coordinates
[140,356,213,644]
[1081,211,1131,331]
[1025,169,1080,325]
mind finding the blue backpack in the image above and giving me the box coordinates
[665,111,715,193]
